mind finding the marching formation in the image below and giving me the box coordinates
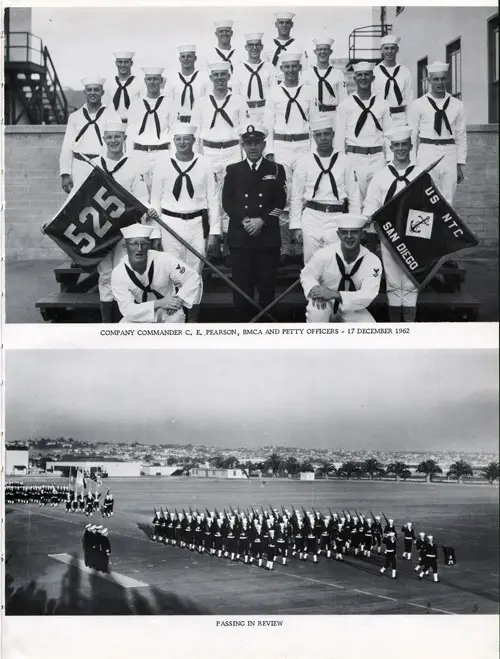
[4,481,114,518]
[54,12,467,324]
[150,506,457,582]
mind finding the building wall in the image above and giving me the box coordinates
[386,6,498,125]
[5,450,30,474]
[45,460,141,477]
[5,125,497,261]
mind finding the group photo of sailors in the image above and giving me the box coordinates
[51,11,467,324]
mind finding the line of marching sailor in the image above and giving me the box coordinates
[58,17,467,324]
[149,506,456,581]
[4,481,114,517]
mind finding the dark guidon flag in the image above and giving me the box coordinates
[44,166,148,268]
[371,164,479,289]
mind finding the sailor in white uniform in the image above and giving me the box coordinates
[104,51,144,124]
[232,33,276,123]
[373,35,414,127]
[149,122,221,320]
[301,36,346,129]
[59,77,121,193]
[111,224,202,323]
[408,61,466,204]
[363,125,423,322]
[290,117,360,263]
[300,213,382,323]
[166,45,210,125]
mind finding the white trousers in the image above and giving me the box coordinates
[160,215,206,305]
[416,143,457,205]
[380,241,418,307]
[274,139,310,255]
[132,149,169,196]
[97,240,127,302]
[203,144,242,233]
[301,208,343,263]
[71,158,95,190]
[306,300,376,323]
[346,151,385,202]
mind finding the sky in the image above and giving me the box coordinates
[30,6,373,88]
[5,349,498,453]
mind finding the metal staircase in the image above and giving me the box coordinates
[347,24,393,68]
[4,31,68,125]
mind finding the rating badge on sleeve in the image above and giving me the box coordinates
[406,209,434,240]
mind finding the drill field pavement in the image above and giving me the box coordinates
[5,476,499,616]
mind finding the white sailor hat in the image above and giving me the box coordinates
[310,117,334,132]
[239,123,268,140]
[178,44,196,53]
[90,525,97,531]
[85,524,92,529]
[375,515,381,520]
[352,61,374,73]
[208,61,231,73]
[150,227,162,241]
[103,121,126,133]
[388,531,396,537]
[101,528,108,536]
[142,67,164,76]
[214,20,233,29]
[336,214,368,230]
[380,34,401,47]
[171,122,197,137]
[274,11,295,20]
[407,522,412,526]
[244,33,264,42]
[389,518,394,524]
[280,51,302,64]
[427,61,449,74]
[121,224,154,240]
[427,534,434,540]
[313,36,334,47]
[113,51,135,59]
[81,77,106,87]
[387,125,412,142]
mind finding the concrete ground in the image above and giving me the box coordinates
[5,478,499,615]
[5,254,499,323]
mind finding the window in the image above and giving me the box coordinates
[488,14,499,123]
[417,57,428,97]
[446,38,462,99]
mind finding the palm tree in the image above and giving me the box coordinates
[337,461,360,479]
[447,459,473,483]
[209,455,226,469]
[481,461,499,485]
[416,459,443,483]
[316,461,335,478]
[221,456,239,469]
[300,460,314,473]
[264,452,282,477]
[362,458,384,480]
[386,461,411,482]
[284,456,301,476]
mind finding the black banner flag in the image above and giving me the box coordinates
[371,169,479,288]
[44,167,148,268]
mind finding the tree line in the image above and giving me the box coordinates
[201,454,500,484]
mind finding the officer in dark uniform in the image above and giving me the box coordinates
[222,123,287,322]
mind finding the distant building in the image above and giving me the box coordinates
[45,459,141,478]
[191,467,247,479]
[5,449,29,475]
[142,465,184,477]
[299,472,315,481]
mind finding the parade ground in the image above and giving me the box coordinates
[5,477,499,616]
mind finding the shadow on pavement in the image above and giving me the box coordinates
[5,553,210,615]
